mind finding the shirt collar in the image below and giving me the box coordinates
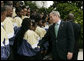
[56,20,61,25]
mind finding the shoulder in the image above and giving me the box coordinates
[68,21,81,28]
[26,30,35,34]
[49,23,54,28]
[14,17,22,20]
[74,23,81,27]
[36,26,44,31]
[3,17,9,23]
[73,23,81,29]
[65,21,72,25]
[25,30,39,37]
[40,27,46,31]
[3,17,12,24]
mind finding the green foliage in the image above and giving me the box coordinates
[25,1,38,10]
[38,7,54,14]
[38,8,46,13]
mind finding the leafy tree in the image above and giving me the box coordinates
[25,1,38,10]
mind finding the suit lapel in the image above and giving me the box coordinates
[52,23,57,39]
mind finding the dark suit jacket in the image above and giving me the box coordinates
[69,21,81,52]
[38,20,75,60]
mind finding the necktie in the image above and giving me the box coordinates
[55,23,59,38]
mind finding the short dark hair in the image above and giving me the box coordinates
[21,18,31,28]
[34,13,41,22]
[42,20,46,23]
[1,6,6,13]
[21,5,26,9]
[32,22,37,27]
[15,7,22,14]
[67,13,74,20]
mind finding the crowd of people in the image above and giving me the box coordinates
[1,1,81,60]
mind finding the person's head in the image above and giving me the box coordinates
[30,22,37,31]
[5,5,13,17]
[1,6,7,22]
[31,10,37,15]
[24,8,27,16]
[1,1,4,7]
[38,20,42,27]
[22,5,27,16]
[42,20,46,27]
[27,8,30,16]
[16,7,23,17]
[50,11,60,23]
[42,13,47,22]
[67,13,74,21]
[21,18,31,30]
[35,14,42,27]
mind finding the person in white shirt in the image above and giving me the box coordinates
[1,6,10,60]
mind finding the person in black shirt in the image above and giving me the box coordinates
[66,13,81,60]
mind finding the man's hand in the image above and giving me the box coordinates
[67,52,73,60]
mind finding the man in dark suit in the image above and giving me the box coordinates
[67,13,81,60]
[38,11,75,60]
